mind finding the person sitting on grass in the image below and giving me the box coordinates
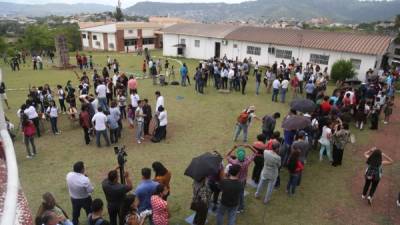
[35,192,72,225]
[88,199,110,225]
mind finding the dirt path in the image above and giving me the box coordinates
[334,97,400,225]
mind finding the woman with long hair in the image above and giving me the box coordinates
[22,114,37,158]
[286,150,304,196]
[331,123,351,167]
[120,194,146,225]
[355,99,369,130]
[362,148,393,205]
[150,184,170,225]
[152,162,172,199]
[46,100,60,135]
[35,192,72,225]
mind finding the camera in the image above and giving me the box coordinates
[114,146,127,184]
[114,145,127,167]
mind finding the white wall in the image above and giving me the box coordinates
[163,33,220,59]
[91,32,104,50]
[124,29,138,39]
[108,33,116,51]
[222,41,379,81]
[81,31,89,48]
[142,29,155,38]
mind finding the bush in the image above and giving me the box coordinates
[331,59,356,81]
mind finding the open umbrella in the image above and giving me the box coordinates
[281,115,311,130]
[343,78,362,86]
[184,152,223,182]
[290,98,316,113]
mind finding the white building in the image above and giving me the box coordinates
[162,23,393,80]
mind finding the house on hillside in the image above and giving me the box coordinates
[162,23,393,80]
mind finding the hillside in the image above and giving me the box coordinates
[125,0,400,23]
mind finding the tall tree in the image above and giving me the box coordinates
[0,36,6,54]
[114,6,124,22]
[395,14,400,28]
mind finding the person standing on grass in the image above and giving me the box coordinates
[305,80,315,101]
[180,63,188,86]
[0,81,10,109]
[102,169,133,225]
[66,161,94,225]
[96,79,108,112]
[117,90,127,120]
[150,184,170,225]
[88,199,110,225]
[251,134,267,184]
[46,100,60,135]
[107,111,119,144]
[135,100,146,144]
[290,74,299,99]
[143,99,152,136]
[261,112,280,142]
[79,104,91,145]
[331,123,351,167]
[24,100,41,137]
[286,150,304,196]
[362,148,393,205]
[130,90,140,121]
[216,164,243,225]
[191,177,211,225]
[109,100,121,138]
[319,121,333,162]
[135,168,159,214]
[255,69,262,96]
[271,77,280,102]
[255,141,281,204]
[128,75,138,94]
[383,98,393,124]
[280,77,289,103]
[92,107,110,148]
[57,85,67,114]
[22,115,37,159]
[226,144,257,213]
[240,70,248,95]
[233,106,259,143]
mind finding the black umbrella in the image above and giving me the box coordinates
[281,115,311,130]
[290,98,316,113]
[343,78,362,86]
[184,152,223,182]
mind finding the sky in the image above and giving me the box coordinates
[0,0,251,8]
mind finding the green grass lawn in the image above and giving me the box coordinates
[0,50,374,225]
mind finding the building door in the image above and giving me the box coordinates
[215,42,221,58]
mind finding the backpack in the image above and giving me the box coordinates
[365,166,380,181]
[237,112,249,124]
[88,214,104,225]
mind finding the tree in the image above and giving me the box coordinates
[0,36,6,54]
[331,59,356,81]
[114,7,124,22]
[395,14,400,28]
[19,25,54,53]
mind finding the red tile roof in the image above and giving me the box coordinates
[225,26,392,55]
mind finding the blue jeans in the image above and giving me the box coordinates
[272,88,279,102]
[255,81,260,95]
[238,181,246,211]
[286,173,300,195]
[255,177,276,203]
[319,143,332,161]
[233,123,248,142]
[98,97,108,112]
[216,204,238,225]
[136,121,144,141]
[95,129,110,147]
[280,88,287,103]
[50,117,58,134]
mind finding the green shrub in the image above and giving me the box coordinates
[331,59,356,81]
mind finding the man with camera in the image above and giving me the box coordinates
[102,168,133,225]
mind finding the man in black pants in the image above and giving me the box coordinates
[66,161,94,225]
[102,169,133,225]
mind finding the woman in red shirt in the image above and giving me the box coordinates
[286,150,304,196]
[151,184,169,225]
[22,115,37,158]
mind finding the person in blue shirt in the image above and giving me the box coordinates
[106,112,119,144]
[180,63,188,86]
[135,168,159,213]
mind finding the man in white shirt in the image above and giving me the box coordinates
[155,91,164,112]
[66,161,94,225]
[296,71,304,94]
[24,103,41,137]
[96,80,108,112]
[130,90,140,120]
[153,105,167,142]
[135,100,146,144]
[271,78,280,102]
[91,107,110,147]
[280,78,289,103]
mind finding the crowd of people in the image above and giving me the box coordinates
[6,51,399,225]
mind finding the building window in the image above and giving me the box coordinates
[143,38,154,45]
[351,58,362,70]
[124,39,137,46]
[109,43,115,49]
[194,40,200,47]
[246,46,261,55]
[233,44,238,48]
[180,38,186,44]
[92,35,97,41]
[95,41,100,47]
[128,30,133,34]
[268,47,275,54]
[395,48,400,55]
[275,49,292,59]
[82,34,87,39]
[310,54,330,65]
